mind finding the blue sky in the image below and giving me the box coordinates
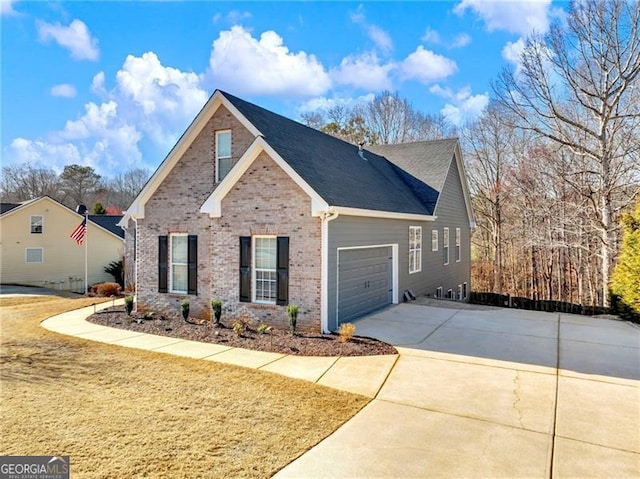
[1,1,566,175]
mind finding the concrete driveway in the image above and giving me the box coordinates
[275,302,640,478]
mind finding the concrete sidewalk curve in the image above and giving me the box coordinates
[40,301,397,398]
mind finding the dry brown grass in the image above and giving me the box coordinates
[0,296,369,478]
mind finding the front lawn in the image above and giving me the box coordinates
[0,296,369,478]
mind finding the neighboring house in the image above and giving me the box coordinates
[121,90,475,332]
[0,196,125,292]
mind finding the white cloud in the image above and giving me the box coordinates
[9,138,82,170]
[204,26,330,98]
[430,84,489,126]
[454,0,553,36]
[330,52,394,91]
[1,0,18,16]
[50,83,77,98]
[90,71,106,96]
[451,32,472,49]
[400,46,457,83]
[213,9,252,24]
[422,27,441,44]
[37,19,99,61]
[350,5,393,53]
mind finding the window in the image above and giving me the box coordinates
[158,235,197,294]
[448,288,453,299]
[253,237,277,303]
[431,230,438,252]
[409,226,422,273]
[170,234,188,293]
[443,227,449,265]
[240,236,289,305]
[436,286,443,298]
[25,248,43,263]
[463,282,467,300]
[458,284,463,300]
[30,215,43,234]
[456,228,461,262]
[215,130,232,182]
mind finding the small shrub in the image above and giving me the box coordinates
[286,304,299,335]
[338,323,356,343]
[124,295,134,316]
[144,311,153,320]
[211,299,223,324]
[94,282,121,297]
[256,323,271,335]
[232,319,245,336]
[180,299,189,320]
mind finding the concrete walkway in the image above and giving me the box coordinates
[41,301,396,399]
[41,301,639,477]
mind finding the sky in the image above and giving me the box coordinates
[1,0,567,176]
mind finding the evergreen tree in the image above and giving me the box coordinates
[92,202,106,215]
[611,199,640,321]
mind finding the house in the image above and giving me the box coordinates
[0,196,125,292]
[121,90,475,332]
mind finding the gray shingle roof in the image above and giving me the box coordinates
[223,91,449,216]
[0,203,21,214]
[89,215,124,238]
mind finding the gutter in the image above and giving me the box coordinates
[320,209,339,333]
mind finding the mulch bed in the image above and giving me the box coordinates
[86,306,397,357]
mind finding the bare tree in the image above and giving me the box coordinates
[0,164,61,202]
[101,168,151,210]
[495,0,640,306]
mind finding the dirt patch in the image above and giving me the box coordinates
[87,306,397,357]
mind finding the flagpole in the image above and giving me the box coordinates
[84,212,88,295]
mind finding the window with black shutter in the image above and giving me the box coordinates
[158,235,168,293]
[239,236,251,302]
[276,236,289,305]
[188,235,197,295]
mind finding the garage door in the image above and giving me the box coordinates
[337,247,392,324]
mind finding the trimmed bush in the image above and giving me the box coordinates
[338,323,356,343]
[94,282,121,297]
[286,304,299,335]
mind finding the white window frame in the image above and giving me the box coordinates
[463,282,468,300]
[448,288,453,299]
[436,286,443,298]
[30,215,43,234]
[409,226,422,274]
[252,235,277,305]
[443,227,450,265]
[458,284,463,300]
[215,130,232,183]
[25,247,43,263]
[169,233,188,294]
[456,228,461,262]
[431,230,438,252]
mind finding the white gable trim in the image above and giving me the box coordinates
[200,136,329,217]
[120,90,261,224]
[332,206,435,222]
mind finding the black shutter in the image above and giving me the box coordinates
[239,236,251,302]
[276,236,289,306]
[158,235,168,293]
[188,235,197,295]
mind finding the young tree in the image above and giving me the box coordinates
[495,0,640,306]
[611,199,640,319]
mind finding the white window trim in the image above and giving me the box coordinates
[458,284,463,301]
[252,235,277,305]
[436,286,443,298]
[30,215,43,234]
[25,247,43,263]
[443,227,449,265]
[431,230,438,252]
[169,233,188,294]
[448,288,453,299]
[409,226,422,274]
[456,227,461,263]
[215,129,232,183]
[463,282,468,300]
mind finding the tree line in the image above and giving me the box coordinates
[302,0,639,313]
[0,163,150,213]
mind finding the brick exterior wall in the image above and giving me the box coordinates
[134,105,322,331]
[123,218,136,291]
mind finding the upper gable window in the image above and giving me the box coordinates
[216,130,232,183]
[30,215,43,234]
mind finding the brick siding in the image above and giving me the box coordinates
[135,105,322,331]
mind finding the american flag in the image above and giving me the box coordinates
[70,217,87,245]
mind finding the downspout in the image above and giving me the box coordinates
[320,208,339,333]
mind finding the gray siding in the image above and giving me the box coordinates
[326,155,471,331]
